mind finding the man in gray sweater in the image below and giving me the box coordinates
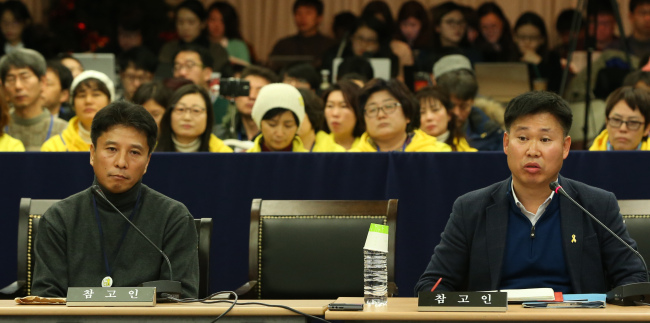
[31,101,199,298]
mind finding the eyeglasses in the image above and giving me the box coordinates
[364,102,401,118]
[172,104,206,116]
[607,117,644,131]
[173,61,203,72]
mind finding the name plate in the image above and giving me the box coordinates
[418,291,507,312]
[66,287,156,307]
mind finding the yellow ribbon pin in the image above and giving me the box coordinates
[571,234,577,243]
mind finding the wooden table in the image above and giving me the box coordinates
[0,299,333,322]
[325,297,650,322]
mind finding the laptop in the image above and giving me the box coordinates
[474,62,530,103]
[72,53,117,84]
[332,57,391,81]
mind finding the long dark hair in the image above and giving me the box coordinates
[157,84,214,152]
[207,2,243,40]
[514,12,549,56]
[396,0,431,50]
[361,1,396,36]
[474,2,517,61]
[431,1,470,48]
[174,0,210,48]
[415,86,465,151]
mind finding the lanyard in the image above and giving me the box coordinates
[92,188,142,278]
[376,133,413,152]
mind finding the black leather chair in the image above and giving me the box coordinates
[237,199,398,299]
[0,198,213,299]
[619,200,650,268]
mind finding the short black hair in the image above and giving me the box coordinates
[118,46,157,74]
[157,84,215,152]
[91,101,158,154]
[436,69,478,101]
[630,0,650,12]
[605,86,650,128]
[504,91,573,136]
[556,9,583,34]
[174,43,213,70]
[283,63,320,90]
[358,78,419,132]
[337,56,374,82]
[293,0,324,15]
[298,88,324,132]
[132,81,172,108]
[262,107,300,125]
[623,70,650,88]
[241,65,279,83]
[321,80,364,137]
[46,59,73,91]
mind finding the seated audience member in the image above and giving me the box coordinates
[32,101,199,298]
[625,0,650,58]
[513,12,563,93]
[416,86,476,152]
[248,83,307,152]
[0,89,24,151]
[588,1,621,51]
[0,0,56,58]
[115,5,145,55]
[216,66,278,146]
[58,53,83,78]
[207,2,252,65]
[397,0,432,70]
[552,9,585,59]
[118,46,157,101]
[474,2,517,62]
[42,59,74,121]
[322,80,364,150]
[0,48,67,151]
[322,14,400,81]
[414,90,646,294]
[296,88,345,152]
[282,63,320,92]
[131,81,172,130]
[269,0,335,70]
[158,0,229,75]
[461,5,479,45]
[434,54,503,151]
[157,84,232,153]
[623,70,650,90]
[361,1,414,80]
[590,86,650,151]
[429,1,482,64]
[349,78,451,152]
[41,71,114,152]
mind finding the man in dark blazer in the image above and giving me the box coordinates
[414,91,647,294]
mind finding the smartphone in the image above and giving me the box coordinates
[328,303,364,311]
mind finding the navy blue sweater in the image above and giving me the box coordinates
[500,193,572,293]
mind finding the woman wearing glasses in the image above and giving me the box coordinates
[350,79,451,152]
[430,2,481,64]
[590,86,650,151]
[41,71,114,152]
[157,84,232,152]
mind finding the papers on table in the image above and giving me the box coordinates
[522,294,606,308]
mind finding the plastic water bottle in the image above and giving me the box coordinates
[364,249,388,306]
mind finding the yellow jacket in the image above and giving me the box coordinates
[454,137,478,152]
[320,131,362,151]
[589,129,650,151]
[209,134,234,153]
[349,129,452,152]
[248,135,308,152]
[40,117,90,152]
[311,131,346,152]
[0,133,25,151]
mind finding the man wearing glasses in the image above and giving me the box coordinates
[172,44,214,91]
[590,86,650,150]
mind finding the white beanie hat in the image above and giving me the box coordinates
[251,83,305,128]
[433,54,473,81]
[70,70,115,104]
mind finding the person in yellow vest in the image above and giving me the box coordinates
[416,86,477,152]
[0,88,24,151]
[41,70,114,152]
[248,83,308,152]
[296,88,345,152]
[349,78,451,152]
[321,80,364,150]
[156,84,232,153]
[590,86,650,151]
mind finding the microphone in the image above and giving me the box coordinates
[91,185,182,301]
[550,181,650,306]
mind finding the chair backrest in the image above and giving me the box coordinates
[194,218,213,299]
[248,199,398,299]
[619,200,650,266]
[18,198,60,296]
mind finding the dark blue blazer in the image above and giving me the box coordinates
[414,175,647,293]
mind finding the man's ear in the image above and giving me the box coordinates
[60,89,70,104]
[89,144,95,166]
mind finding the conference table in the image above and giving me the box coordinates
[325,297,650,322]
[0,299,332,322]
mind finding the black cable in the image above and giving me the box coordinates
[216,301,331,323]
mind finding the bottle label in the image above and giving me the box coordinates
[364,223,389,253]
